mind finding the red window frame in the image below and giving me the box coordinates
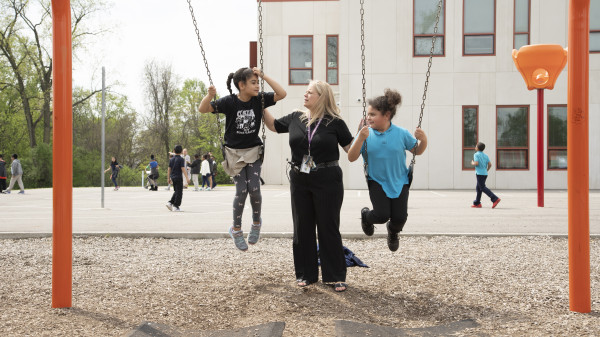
[288,35,313,86]
[462,106,478,170]
[326,35,339,85]
[496,105,529,170]
[413,0,446,57]
[513,0,530,49]
[547,104,567,170]
[463,0,496,56]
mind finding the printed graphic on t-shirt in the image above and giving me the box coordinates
[235,109,256,135]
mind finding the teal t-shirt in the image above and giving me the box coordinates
[356,123,417,198]
[473,151,490,175]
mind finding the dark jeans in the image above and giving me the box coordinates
[290,166,346,283]
[202,174,210,188]
[212,173,217,188]
[169,177,183,207]
[474,174,498,205]
[0,179,5,192]
[111,173,118,187]
[366,180,410,234]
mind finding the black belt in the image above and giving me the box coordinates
[291,160,339,172]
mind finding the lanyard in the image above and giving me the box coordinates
[307,118,323,155]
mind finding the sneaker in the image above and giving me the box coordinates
[471,204,482,208]
[247,221,262,245]
[229,226,248,251]
[386,221,399,252]
[173,207,182,212]
[18,191,24,194]
[3,191,10,194]
[166,202,173,211]
[360,207,374,236]
[492,198,501,209]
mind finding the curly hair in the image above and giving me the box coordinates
[368,89,402,119]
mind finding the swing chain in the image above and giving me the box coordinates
[411,0,442,167]
[186,0,224,150]
[258,0,266,145]
[360,0,367,123]
[360,0,369,180]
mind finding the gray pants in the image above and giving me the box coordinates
[7,174,24,192]
[232,161,262,228]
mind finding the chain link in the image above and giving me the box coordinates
[359,0,369,180]
[186,0,224,152]
[410,0,442,168]
[258,0,266,146]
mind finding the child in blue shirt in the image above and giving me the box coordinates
[471,142,501,208]
[348,89,427,252]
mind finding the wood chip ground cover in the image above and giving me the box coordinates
[0,237,598,336]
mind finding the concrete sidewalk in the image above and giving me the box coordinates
[1,186,599,238]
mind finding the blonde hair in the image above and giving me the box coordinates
[300,80,341,126]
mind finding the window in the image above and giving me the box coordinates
[289,36,313,85]
[496,106,529,170]
[414,0,445,56]
[326,35,338,85]
[462,106,478,170]
[514,0,530,49]
[548,105,567,170]
[463,0,495,55]
[591,0,600,52]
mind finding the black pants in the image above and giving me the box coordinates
[474,174,498,205]
[290,166,346,283]
[0,179,5,192]
[169,178,183,207]
[366,180,410,234]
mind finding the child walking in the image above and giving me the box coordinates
[471,142,501,208]
[348,89,428,252]
[199,67,286,251]
[166,145,190,212]
[104,157,122,191]
[200,154,212,190]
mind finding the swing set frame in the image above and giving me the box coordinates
[50,0,591,314]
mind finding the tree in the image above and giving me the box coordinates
[143,60,178,164]
[0,0,106,148]
[173,78,222,156]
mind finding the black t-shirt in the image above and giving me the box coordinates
[274,111,353,165]
[210,92,276,149]
[169,155,185,180]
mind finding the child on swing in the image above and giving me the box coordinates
[348,89,427,252]
[199,67,286,251]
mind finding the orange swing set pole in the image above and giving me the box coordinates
[567,0,590,313]
[51,0,73,308]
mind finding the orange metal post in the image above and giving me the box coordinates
[51,0,73,308]
[568,0,590,313]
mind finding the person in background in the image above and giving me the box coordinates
[190,154,202,191]
[104,157,122,191]
[3,154,25,194]
[166,145,190,212]
[146,154,159,191]
[210,155,218,189]
[0,154,7,193]
[182,148,191,189]
[200,154,212,191]
[471,142,501,209]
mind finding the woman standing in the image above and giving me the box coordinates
[264,80,353,292]
[104,157,122,191]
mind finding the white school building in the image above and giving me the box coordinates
[252,0,600,190]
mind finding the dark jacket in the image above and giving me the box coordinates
[190,159,202,175]
[0,160,6,178]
